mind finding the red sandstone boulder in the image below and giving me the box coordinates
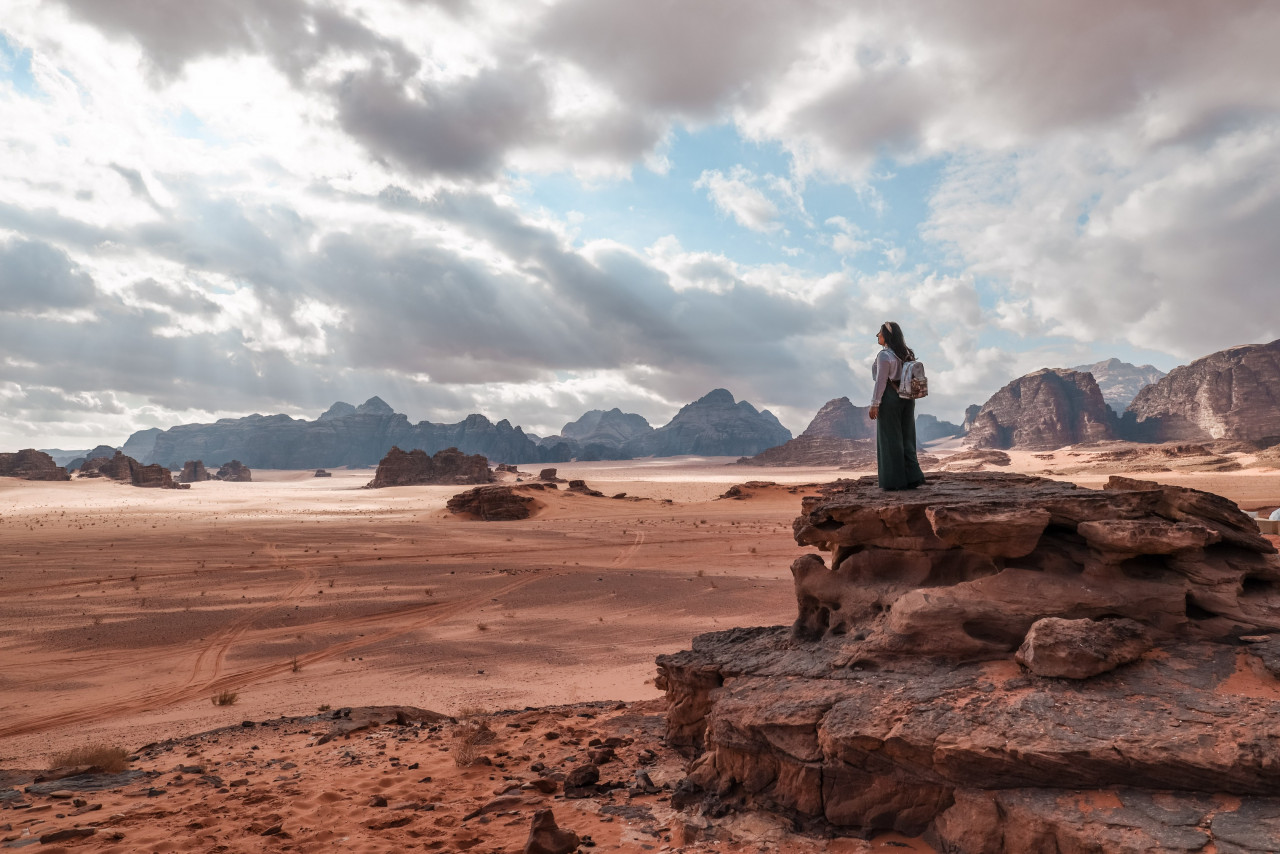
[1015,616,1153,678]
[366,446,491,488]
[446,484,547,520]
[523,808,579,854]
[0,449,70,481]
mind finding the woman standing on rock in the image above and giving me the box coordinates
[869,321,926,490]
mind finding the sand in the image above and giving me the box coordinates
[2,451,1278,850]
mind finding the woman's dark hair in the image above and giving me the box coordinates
[879,321,915,362]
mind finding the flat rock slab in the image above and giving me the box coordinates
[659,627,1280,848]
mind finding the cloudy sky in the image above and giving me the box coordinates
[2,1,1278,450]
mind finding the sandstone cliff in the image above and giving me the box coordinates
[0,449,70,481]
[177,460,210,483]
[657,472,1280,851]
[968,368,1117,450]
[1122,338,1280,447]
[624,389,792,458]
[1071,357,1166,412]
[365,446,492,488]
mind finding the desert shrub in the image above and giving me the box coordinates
[451,720,496,767]
[48,745,130,773]
[211,690,238,706]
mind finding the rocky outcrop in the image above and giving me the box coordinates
[623,390,792,458]
[0,449,70,481]
[656,472,1280,850]
[1072,358,1167,412]
[314,469,332,477]
[968,368,1118,450]
[79,451,177,488]
[1122,338,1280,448]
[365,446,492,488]
[177,460,210,483]
[214,460,252,482]
[66,444,119,471]
[446,484,552,520]
[800,397,875,441]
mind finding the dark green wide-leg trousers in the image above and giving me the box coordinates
[876,384,925,490]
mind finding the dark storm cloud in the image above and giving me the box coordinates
[334,64,551,178]
[0,237,97,310]
[537,0,836,116]
[56,0,419,82]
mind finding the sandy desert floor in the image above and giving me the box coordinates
[1,450,1278,850]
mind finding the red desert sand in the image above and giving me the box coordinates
[2,451,1277,851]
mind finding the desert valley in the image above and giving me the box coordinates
[3,338,1280,852]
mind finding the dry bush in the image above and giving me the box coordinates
[48,745,130,773]
[451,720,497,767]
[211,690,238,706]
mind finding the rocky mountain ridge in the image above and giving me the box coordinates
[1070,357,1167,412]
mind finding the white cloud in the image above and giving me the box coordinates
[694,166,783,233]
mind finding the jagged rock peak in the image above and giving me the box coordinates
[560,409,653,445]
[692,388,736,407]
[319,401,358,420]
[356,396,395,416]
[799,397,874,441]
[1071,358,1167,412]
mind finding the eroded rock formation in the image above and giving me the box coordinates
[657,472,1280,851]
[365,446,492,488]
[968,369,1118,450]
[177,460,210,483]
[446,484,551,520]
[214,460,252,482]
[78,451,177,488]
[0,449,70,481]
[1123,338,1280,447]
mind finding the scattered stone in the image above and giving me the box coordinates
[523,808,580,854]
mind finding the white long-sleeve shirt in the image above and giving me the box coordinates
[870,347,902,406]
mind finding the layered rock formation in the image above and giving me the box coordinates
[1122,338,1280,447]
[968,368,1117,450]
[79,451,177,488]
[623,390,792,458]
[365,446,492,488]
[0,449,70,481]
[214,460,252,482]
[657,472,1280,850]
[1071,358,1167,412]
[177,460,210,483]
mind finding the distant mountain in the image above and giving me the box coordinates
[622,389,792,457]
[1071,358,1167,413]
[40,447,96,467]
[1120,338,1280,447]
[738,397,962,465]
[560,408,653,446]
[128,397,565,469]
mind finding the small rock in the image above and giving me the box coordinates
[523,808,580,854]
